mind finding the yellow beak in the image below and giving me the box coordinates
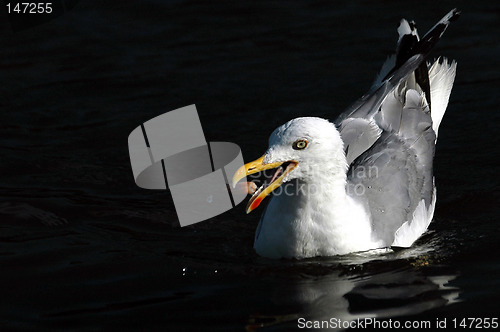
[232,155,298,213]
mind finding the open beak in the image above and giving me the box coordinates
[232,155,298,213]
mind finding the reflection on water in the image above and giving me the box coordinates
[246,247,460,331]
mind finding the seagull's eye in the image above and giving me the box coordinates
[292,139,308,150]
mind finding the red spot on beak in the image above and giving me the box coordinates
[250,197,262,211]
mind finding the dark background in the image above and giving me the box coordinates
[1,0,499,330]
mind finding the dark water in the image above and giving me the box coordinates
[1,0,499,330]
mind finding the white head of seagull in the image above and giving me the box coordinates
[266,117,347,183]
[234,117,349,214]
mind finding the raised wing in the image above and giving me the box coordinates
[337,9,460,159]
[347,89,436,246]
[340,9,459,247]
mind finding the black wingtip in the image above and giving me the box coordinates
[418,9,460,55]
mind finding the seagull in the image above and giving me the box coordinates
[232,9,460,259]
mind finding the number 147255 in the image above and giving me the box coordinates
[6,3,53,14]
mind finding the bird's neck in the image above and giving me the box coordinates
[255,158,377,258]
[298,163,351,225]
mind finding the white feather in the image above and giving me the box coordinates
[392,186,437,247]
[428,58,457,137]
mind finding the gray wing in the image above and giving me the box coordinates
[346,88,436,245]
[337,9,459,245]
[339,118,382,165]
[336,54,425,166]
